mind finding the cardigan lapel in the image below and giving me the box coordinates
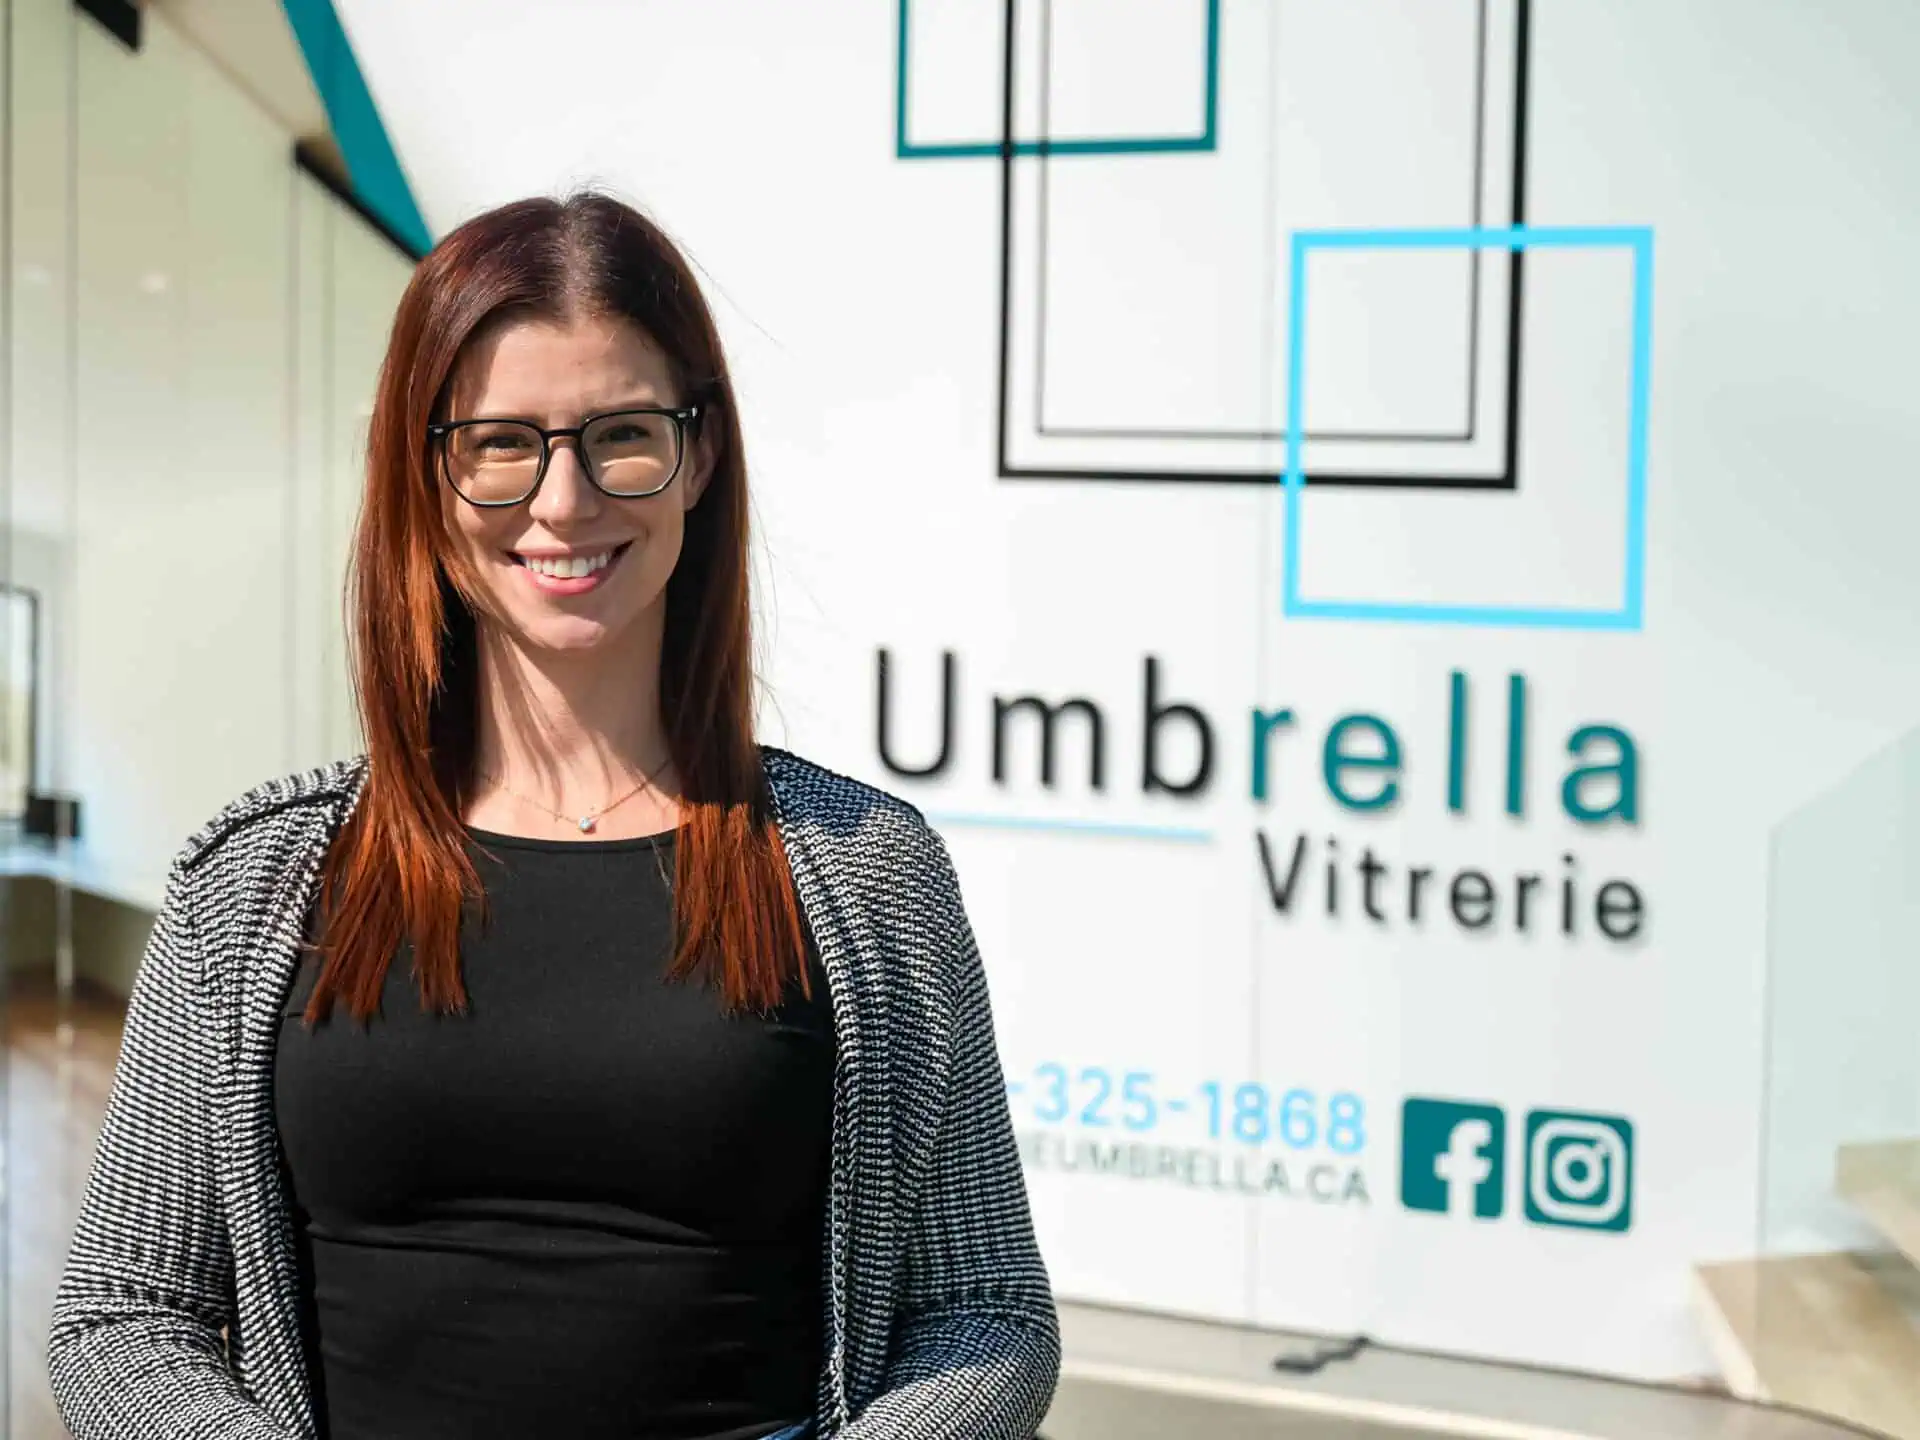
[216,772,363,1438]
[764,761,860,1430]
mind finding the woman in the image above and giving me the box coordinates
[47,193,1059,1440]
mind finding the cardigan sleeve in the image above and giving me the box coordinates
[841,833,1062,1440]
[47,859,296,1440]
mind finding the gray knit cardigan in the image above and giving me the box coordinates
[47,749,1060,1438]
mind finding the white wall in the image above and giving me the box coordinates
[5,0,408,910]
[330,0,1920,1385]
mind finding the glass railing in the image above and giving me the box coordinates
[1739,723,1920,1437]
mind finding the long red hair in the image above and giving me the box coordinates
[303,193,806,1023]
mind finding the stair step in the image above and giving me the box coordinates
[1692,1252,1920,1439]
[1838,1138,1920,1269]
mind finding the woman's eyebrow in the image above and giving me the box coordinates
[450,395,670,423]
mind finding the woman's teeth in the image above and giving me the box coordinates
[522,550,614,578]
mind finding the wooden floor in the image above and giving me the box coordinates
[6,970,123,1440]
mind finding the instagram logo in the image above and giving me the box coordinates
[1524,1110,1635,1232]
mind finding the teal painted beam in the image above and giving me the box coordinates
[279,0,432,257]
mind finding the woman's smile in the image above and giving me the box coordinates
[510,540,635,595]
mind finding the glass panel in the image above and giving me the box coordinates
[1759,723,1920,1436]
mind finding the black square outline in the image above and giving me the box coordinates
[995,0,1534,489]
[1034,0,1487,444]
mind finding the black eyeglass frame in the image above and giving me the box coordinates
[427,404,703,508]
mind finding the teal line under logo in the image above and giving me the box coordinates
[896,0,1221,159]
[925,812,1214,843]
[280,0,433,257]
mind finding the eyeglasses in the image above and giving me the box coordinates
[428,405,701,507]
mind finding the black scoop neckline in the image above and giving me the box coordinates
[463,825,675,854]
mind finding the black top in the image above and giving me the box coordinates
[272,827,835,1440]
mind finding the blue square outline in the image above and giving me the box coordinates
[1281,225,1654,631]
[895,0,1221,160]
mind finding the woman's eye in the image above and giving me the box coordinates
[600,422,650,444]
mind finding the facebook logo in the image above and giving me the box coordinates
[1400,1098,1506,1219]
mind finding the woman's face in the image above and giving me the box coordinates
[438,313,709,658]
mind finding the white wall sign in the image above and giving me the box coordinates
[337,0,1920,1383]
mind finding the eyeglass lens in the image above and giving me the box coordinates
[443,411,683,503]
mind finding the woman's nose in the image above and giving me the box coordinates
[528,438,602,522]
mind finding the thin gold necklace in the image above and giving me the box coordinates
[480,754,672,834]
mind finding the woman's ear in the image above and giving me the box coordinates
[681,417,717,510]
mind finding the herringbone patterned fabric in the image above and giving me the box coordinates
[48,749,1059,1438]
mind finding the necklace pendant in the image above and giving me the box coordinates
[577,815,596,833]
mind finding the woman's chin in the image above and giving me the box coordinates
[496,612,633,657]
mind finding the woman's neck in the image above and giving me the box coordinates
[465,620,682,837]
